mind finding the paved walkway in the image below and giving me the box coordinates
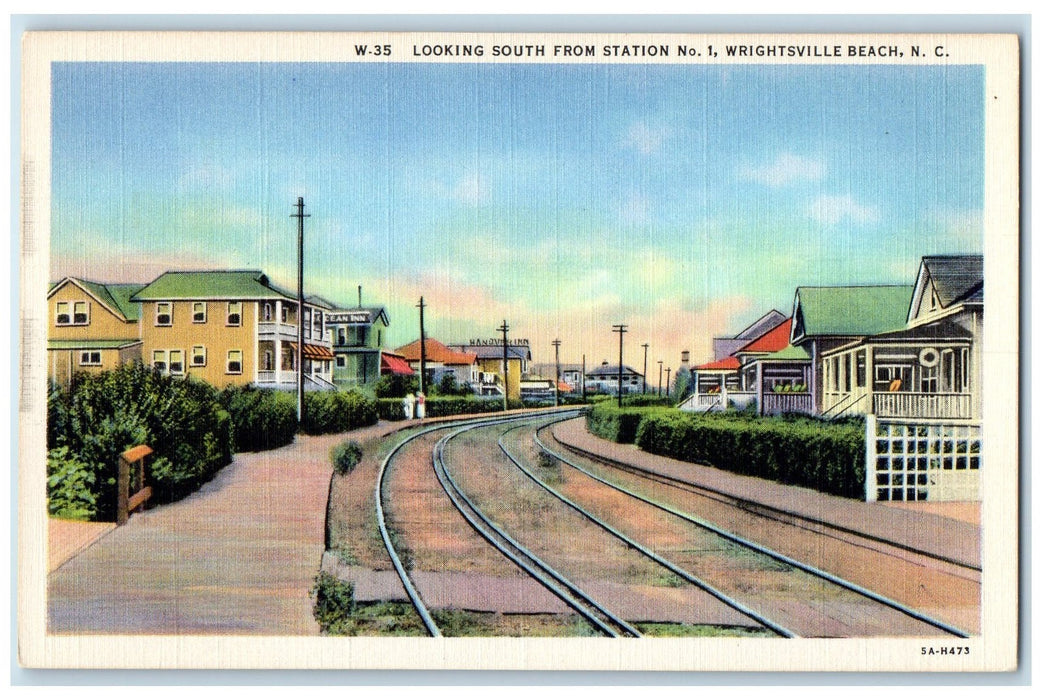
[552,418,981,569]
[47,422,400,635]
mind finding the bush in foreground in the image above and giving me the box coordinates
[302,390,378,435]
[331,440,363,475]
[219,385,297,452]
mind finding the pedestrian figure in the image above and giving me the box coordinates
[403,393,415,420]
[416,391,426,419]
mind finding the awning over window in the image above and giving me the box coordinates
[288,342,335,361]
[381,353,415,376]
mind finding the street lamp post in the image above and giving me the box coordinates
[552,338,561,407]
[291,197,310,425]
[665,367,672,399]
[657,360,663,397]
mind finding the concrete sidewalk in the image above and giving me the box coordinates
[552,418,981,570]
[47,422,398,635]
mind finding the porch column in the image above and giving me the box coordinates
[721,375,728,410]
[756,362,764,416]
[865,346,875,416]
[864,414,878,502]
[274,300,283,387]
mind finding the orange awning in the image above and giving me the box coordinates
[288,342,334,361]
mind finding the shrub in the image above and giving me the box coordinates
[331,440,363,475]
[46,447,97,521]
[373,374,419,398]
[312,572,357,635]
[46,362,234,519]
[621,394,675,408]
[219,386,297,452]
[376,398,407,421]
[302,390,378,435]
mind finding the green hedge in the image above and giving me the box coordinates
[585,404,674,444]
[219,385,297,452]
[376,395,523,421]
[47,363,234,518]
[634,412,865,498]
[302,391,378,435]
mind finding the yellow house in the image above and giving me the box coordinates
[447,341,531,401]
[47,278,144,386]
[131,270,335,390]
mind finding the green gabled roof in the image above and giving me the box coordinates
[793,285,912,339]
[48,339,142,350]
[761,344,811,362]
[49,278,145,321]
[132,270,291,301]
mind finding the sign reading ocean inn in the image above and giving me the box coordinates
[18,31,1019,672]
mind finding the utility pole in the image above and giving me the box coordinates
[497,320,510,411]
[552,338,561,407]
[665,367,672,399]
[417,297,427,395]
[612,324,627,408]
[641,343,649,394]
[658,360,663,397]
[291,196,309,424]
[581,353,586,402]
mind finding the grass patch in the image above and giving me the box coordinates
[635,622,777,638]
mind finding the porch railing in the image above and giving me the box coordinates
[761,392,814,415]
[873,392,973,420]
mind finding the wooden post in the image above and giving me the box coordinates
[117,445,153,525]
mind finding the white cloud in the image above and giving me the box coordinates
[740,153,825,187]
[453,173,489,205]
[624,122,669,155]
[807,194,880,226]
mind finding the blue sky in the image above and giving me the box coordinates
[51,61,984,367]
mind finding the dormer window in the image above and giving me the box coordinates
[73,301,89,324]
[227,301,242,327]
[192,302,207,323]
[155,302,172,326]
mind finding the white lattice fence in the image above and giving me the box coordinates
[864,415,981,502]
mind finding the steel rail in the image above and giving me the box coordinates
[533,418,972,639]
[432,415,641,638]
[552,418,981,574]
[374,409,573,637]
[497,425,793,638]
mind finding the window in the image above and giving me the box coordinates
[920,364,939,393]
[227,302,242,327]
[56,300,89,326]
[192,302,207,323]
[856,351,866,388]
[79,350,102,366]
[263,351,273,371]
[190,345,207,367]
[156,302,172,326]
[281,306,288,323]
[226,350,243,374]
[336,355,345,367]
[263,303,272,321]
[73,301,89,324]
[152,350,168,373]
[169,350,185,375]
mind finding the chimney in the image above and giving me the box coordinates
[357,285,362,308]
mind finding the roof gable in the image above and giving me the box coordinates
[791,285,912,341]
[909,255,983,322]
[48,277,145,322]
[736,318,792,355]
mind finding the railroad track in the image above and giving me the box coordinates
[522,415,972,638]
[376,409,640,638]
[375,409,971,638]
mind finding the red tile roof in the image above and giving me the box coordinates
[380,352,415,376]
[695,356,741,371]
[737,318,793,354]
[395,338,477,365]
